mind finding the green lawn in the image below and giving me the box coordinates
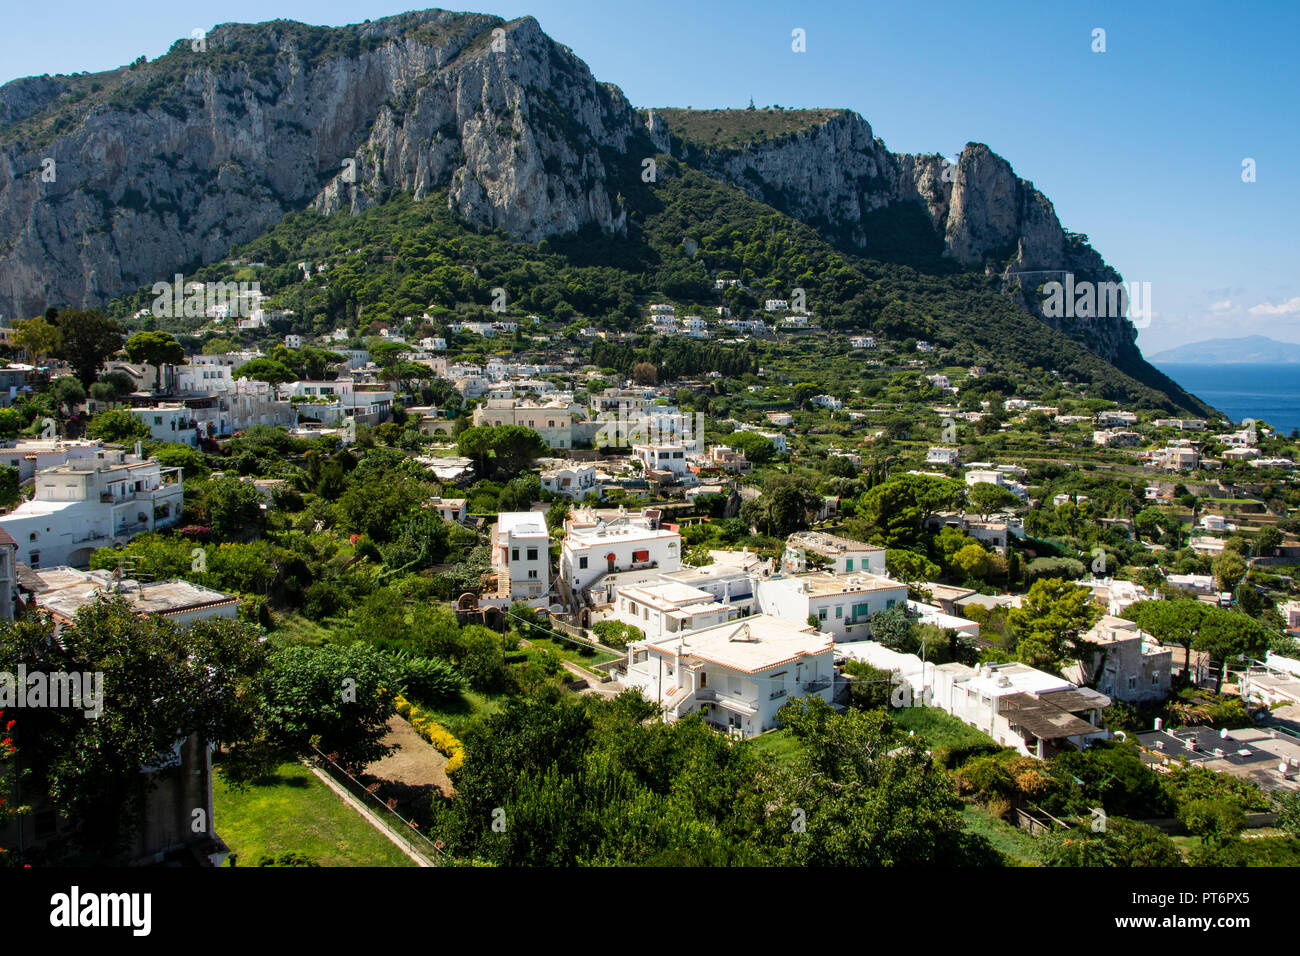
[892,706,999,755]
[416,688,505,739]
[962,804,1042,866]
[214,758,416,867]
[747,728,806,767]
[522,633,622,669]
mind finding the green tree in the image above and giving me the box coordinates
[764,699,998,866]
[967,481,1020,519]
[85,408,150,444]
[260,643,396,772]
[1039,817,1182,867]
[124,330,185,392]
[51,308,125,386]
[1007,578,1101,672]
[1211,550,1247,594]
[10,315,62,365]
[0,600,265,860]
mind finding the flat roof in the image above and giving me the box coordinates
[999,693,1106,740]
[496,512,549,538]
[786,531,884,556]
[783,571,905,597]
[619,581,717,610]
[644,614,830,674]
[26,567,237,620]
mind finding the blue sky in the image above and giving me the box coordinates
[3,0,1296,352]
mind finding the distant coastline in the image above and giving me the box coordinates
[1148,334,1300,365]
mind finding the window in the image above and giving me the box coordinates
[578,556,588,569]
[1152,673,1161,685]
[1128,677,1137,690]
[527,570,538,579]
[886,599,896,609]
[511,548,519,561]
[835,606,843,618]
[818,608,827,621]
[526,548,538,561]
[633,549,649,562]
[845,559,854,571]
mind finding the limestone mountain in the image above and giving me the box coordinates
[0,8,1166,401]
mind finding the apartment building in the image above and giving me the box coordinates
[0,447,183,568]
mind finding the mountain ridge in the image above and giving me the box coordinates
[0,8,1183,409]
[1149,335,1300,364]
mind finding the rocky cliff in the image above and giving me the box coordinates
[0,11,647,320]
[666,111,1134,361]
[0,8,1133,363]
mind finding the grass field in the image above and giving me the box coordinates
[416,688,505,739]
[961,804,1042,866]
[892,706,999,754]
[747,728,806,767]
[522,633,621,668]
[214,758,416,867]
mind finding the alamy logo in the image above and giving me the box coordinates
[1041,273,1151,328]
[50,886,151,936]
[150,274,261,319]
[0,666,103,718]
[594,409,708,449]
[890,680,934,709]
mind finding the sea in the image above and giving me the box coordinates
[1156,363,1300,435]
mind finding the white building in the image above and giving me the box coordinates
[492,512,551,602]
[541,460,600,499]
[0,447,183,569]
[621,615,837,738]
[927,446,960,467]
[633,442,691,478]
[561,513,681,597]
[0,439,104,482]
[782,531,886,576]
[128,403,198,447]
[757,571,908,642]
[608,581,737,640]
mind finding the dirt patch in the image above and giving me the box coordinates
[362,716,456,807]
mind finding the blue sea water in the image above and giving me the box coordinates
[1156,363,1300,435]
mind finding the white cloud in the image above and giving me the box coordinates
[1248,296,1300,316]
[1208,299,1236,313]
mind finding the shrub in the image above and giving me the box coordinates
[393,693,465,774]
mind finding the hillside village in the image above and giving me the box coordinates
[1,286,1298,869]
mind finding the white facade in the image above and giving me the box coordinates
[541,460,599,499]
[621,615,836,738]
[129,404,198,447]
[782,531,886,576]
[757,571,908,641]
[492,512,551,601]
[0,448,183,569]
[608,581,737,640]
[633,442,690,477]
[561,516,681,595]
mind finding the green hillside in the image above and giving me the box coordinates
[109,156,1209,416]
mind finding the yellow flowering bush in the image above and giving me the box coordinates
[393,693,465,774]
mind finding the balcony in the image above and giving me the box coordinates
[801,678,832,693]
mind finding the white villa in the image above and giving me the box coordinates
[757,571,908,642]
[560,511,681,600]
[621,614,836,738]
[0,447,183,569]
